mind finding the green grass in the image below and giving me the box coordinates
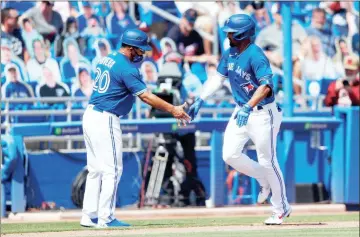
[96,228,360,237]
[1,213,359,235]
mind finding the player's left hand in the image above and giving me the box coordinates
[234,104,253,127]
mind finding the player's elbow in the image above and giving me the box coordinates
[138,90,151,102]
[262,85,272,97]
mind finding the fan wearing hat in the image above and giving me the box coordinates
[325,54,360,106]
[167,8,214,64]
[2,63,33,102]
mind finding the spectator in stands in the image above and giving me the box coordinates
[2,63,33,99]
[306,8,336,57]
[297,36,338,82]
[37,66,70,99]
[140,61,158,90]
[59,38,91,85]
[325,54,360,107]
[255,4,307,68]
[77,1,100,33]
[20,18,44,58]
[175,2,220,55]
[217,1,245,28]
[92,1,110,27]
[105,2,136,37]
[167,9,216,65]
[20,1,63,43]
[1,7,26,60]
[54,16,86,57]
[251,1,273,33]
[333,38,352,77]
[72,65,93,109]
[26,39,62,84]
[91,38,111,72]
[1,38,29,85]
[81,15,105,42]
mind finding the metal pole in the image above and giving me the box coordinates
[128,1,136,22]
[281,2,294,117]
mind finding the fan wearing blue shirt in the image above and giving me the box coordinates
[81,28,190,228]
[188,14,291,225]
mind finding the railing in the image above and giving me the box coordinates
[1,95,331,151]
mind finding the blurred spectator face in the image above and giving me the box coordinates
[79,70,91,87]
[144,64,156,82]
[33,40,46,61]
[67,43,79,63]
[23,19,33,32]
[43,66,56,86]
[180,18,194,37]
[8,67,18,82]
[273,13,282,26]
[311,9,326,29]
[339,40,349,55]
[112,2,126,14]
[344,56,359,80]
[99,44,109,57]
[40,1,54,14]
[311,37,322,55]
[83,6,93,18]
[88,17,99,28]
[2,8,19,29]
[1,45,12,63]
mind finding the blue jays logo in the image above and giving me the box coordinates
[241,82,255,95]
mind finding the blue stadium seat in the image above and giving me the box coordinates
[3,1,35,14]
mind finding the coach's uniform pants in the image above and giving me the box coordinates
[223,102,290,214]
[82,104,123,224]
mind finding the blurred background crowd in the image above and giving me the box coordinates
[1,1,359,116]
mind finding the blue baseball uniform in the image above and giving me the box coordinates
[82,51,147,226]
[217,43,290,216]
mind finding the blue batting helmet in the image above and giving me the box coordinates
[121,28,152,51]
[222,14,255,41]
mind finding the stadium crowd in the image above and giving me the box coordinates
[1,1,359,118]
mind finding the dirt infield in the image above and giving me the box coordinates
[3,221,359,237]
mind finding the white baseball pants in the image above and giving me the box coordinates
[82,105,123,224]
[223,102,290,214]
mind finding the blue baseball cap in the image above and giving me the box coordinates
[78,67,89,74]
[183,8,198,25]
[82,1,91,8]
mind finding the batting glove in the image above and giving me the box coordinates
[234,104,253,127]
[187,98,204,121]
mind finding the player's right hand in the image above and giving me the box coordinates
[171,103,191,126]
[187,97,204,121]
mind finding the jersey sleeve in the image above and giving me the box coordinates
[122,68,147,96]
[216,49,230,78]
[251,52,273,87]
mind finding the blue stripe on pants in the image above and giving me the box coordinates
[109,116,118,219]
[268,109,286,212]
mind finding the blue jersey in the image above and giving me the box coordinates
[89,52,147,117]
[217,44,274,106]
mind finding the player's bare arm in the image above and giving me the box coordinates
[138,90,191,126]
[247,84,272,108]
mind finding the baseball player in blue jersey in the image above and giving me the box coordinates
[80,28,191,228]
[188,14,292,225]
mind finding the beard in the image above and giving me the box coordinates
[229,41,236,47]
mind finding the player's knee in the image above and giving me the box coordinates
[87,170,101,179]
[222,150,239,163]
